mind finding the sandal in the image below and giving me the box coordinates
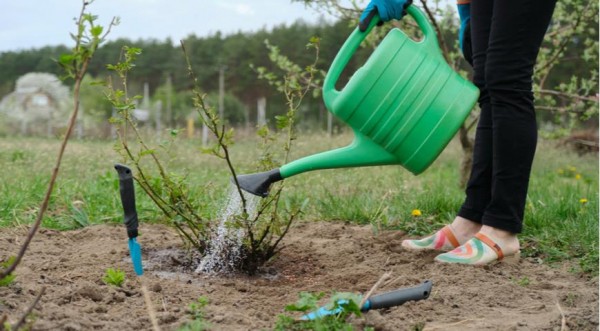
[434,232,520,265]
[401,225,462,252]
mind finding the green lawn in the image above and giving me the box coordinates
[0,131,597,274]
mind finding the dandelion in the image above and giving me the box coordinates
[580,198,588,204]
[411,209,422,217]
[575,174,582,180]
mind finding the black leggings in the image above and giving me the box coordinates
[457,0,557,233]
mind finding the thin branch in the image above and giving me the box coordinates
[537,3,591,87]
[180,40,248,214]
[537,89,598,102]
[419,0,450,63]
[360,272,392,308]
[141,283,161,331]
[555,300,567,331]
[424,319,485,330]
[12,286,46,330]
[0,5,92,278]
[268,207,300,257]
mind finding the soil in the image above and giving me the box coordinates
[0,222,598,331]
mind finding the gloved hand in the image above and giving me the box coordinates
[359,0,413,32]
[457,2,473,65]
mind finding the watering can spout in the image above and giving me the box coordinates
[237,132,400,197]
[235,168,283,197]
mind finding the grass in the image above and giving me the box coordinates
[0,131,597,274]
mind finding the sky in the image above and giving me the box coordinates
[0,0,348,53]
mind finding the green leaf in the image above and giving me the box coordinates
[0,256,16,286]
[102,268,125,287]
[140,149,156,157]
[330,292,362,317]
[275,115,289,129]
[256,125,270,139]
[91,25,104,37]
[59,54,75,65]
[284,292,324,312]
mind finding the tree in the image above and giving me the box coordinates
[293,0,599,185]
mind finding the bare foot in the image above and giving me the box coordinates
[478,225,520,255]
[449,216,482,243]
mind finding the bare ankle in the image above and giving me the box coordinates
[450,216,481,242]
[479,225,520,252]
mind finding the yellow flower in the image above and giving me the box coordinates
[575,174,582,180]
[580,198,588,204]
[411,209,422,217]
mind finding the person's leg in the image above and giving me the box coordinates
[401,0,493,252]
[456,0,494,226]
[481,0,557,236]
[446,0,498,243]
[436,0,557,264]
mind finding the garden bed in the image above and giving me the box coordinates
[1,222,598,330]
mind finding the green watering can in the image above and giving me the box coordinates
[237,5,479,197]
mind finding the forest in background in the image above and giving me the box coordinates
[0,1,597,135]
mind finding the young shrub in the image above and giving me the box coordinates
[177,297,211,331]
[102,268,126,287]
[105,36,321,275]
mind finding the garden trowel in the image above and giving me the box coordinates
[114,164,143,276]
[302,280,432,320]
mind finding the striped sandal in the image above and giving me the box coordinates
[434,232,520,265]
[401,225,462,252]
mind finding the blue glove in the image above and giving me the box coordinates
[457,2,472,65]
[359,0,413,32]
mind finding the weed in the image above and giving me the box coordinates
[177,297,210,331]
[10,150,26,162]
[0,256,16,286]
[563,293,578,308]
[102,268,125,287]
[274,291,373,331]
[513,276,531,287]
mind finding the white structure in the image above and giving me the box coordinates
[0,72,70,136]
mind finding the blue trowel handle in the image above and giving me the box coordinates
[362,280,432,311]
[114,164,139,239]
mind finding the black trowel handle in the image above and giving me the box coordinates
[114,164,139,239]
[363,280,433,311]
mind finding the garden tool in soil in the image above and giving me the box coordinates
[236,5,479,197]
[115,164,144,276]
[302,280,433,320]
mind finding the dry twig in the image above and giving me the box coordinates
[555,300,567,331]
[360,272,392,308]
[0,0,115,280]
[12,286,46,331]
[141,282,161,331]
[423,318,485,330]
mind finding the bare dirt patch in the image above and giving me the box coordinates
[1,222,598,330]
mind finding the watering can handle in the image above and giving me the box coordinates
[322,5,438,109]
